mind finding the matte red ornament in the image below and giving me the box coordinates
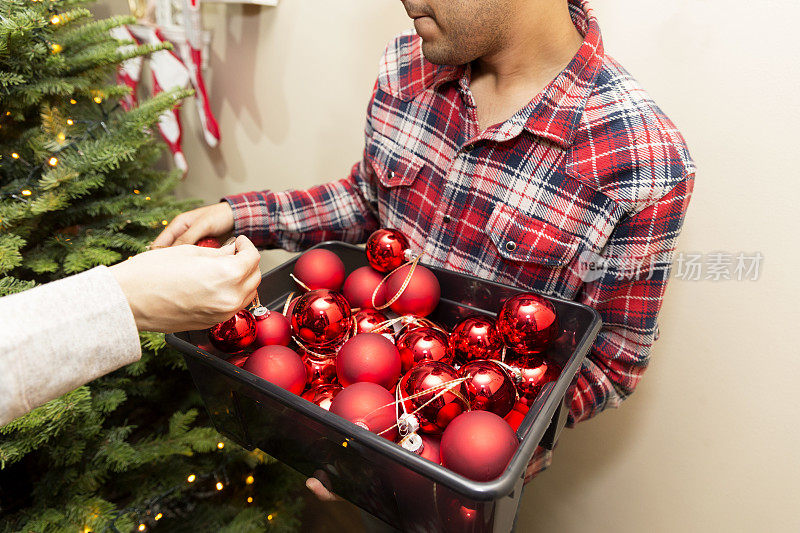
[290,289,352,351]
[386,264,440,317]
[449,315,503,364]
[497,293,559,355]
[293,249,346,291]
[504,408,526,433]
[253,308,291,347]
[366,228,411,273]
[330,382,398,440]
[336,333,401,389]
[242,345,307,395]
[396,327,452,372]
[302,352,338,387]
[302,383,342,411]
[511,356,561,408]
[343,266,387,308]
[353,308,389,335]
[196,236,221,248]
[208,310,257,353]
[458,360,517,417]
[398,361,465,434]
[440,410,519,481]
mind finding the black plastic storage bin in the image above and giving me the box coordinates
[166,242,601,532]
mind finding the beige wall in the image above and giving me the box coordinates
[105,0,800,530]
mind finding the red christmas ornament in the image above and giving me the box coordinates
[330,382,398,440]
[418,434,442,464]
[284,296,299,319]
[242,345,307,395]
[227,353,249,368]
[336,333,401,389]
[396,327,452,372]
[302,383,342,411]
[386,264,440,317]
[343,266,387,308]
[209,310,257,353]
[196,236,221,248]
[396,317,446,340]
[497,293,559,355]
[253,307,291,347]
[290,289,352,351]
[440,410,519,481]
[303,352,338,387]
[449,315,503,364]
[366,228,411,273]
[353,308,389,335]
[458,360,517,417]
[293,249,346,291]
[511,356,561,408]
[398,361,465,434]
[504,408,526,433]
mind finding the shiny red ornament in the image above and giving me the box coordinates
[290,289,352,351]
[303,352,338,387]
[396,327,452,372]
[504,408,526,432]
[386,264,440,317]
[440,410,519,481]
[497,293,559,355]
[336,333,401,389]
[366,228,411,273]
[398,361,465,434]
[343,266,387,308]
[449,315,503,364]
[284,296,299,319]
[330,382,398,440]
[458,360,517,417]
[302,383,342,411]
[242,345,307,395]
[227,353,249,368]
[353,308,389,335]
[396,317,446,340]
[293,248,346,291]
[253,307,291,347]
[196,236,221,248]
[418,434,442,464]
[208,310,257,353]
[511,356,561,408]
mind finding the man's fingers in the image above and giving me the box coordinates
[305,477,340,502]
[232,236,261,273]
[152,214,191,248]
[174,220,212,246]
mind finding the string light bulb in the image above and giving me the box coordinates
[137,525,146,532]
[93,96,103,104]
[217,441,225,449]
[133,189,140,194]
[267,514,274,521]
[51,15,61,24]
[57,132,66,142]
[48,156,58,167]
[51,43,63,54]
[215,482,223,491]
[5,111,10,116]
[161,220,168,225]
[247,497,253,504]
[70,99,77,105]
[21,189,32,196]
[187,474,196,483]
[154,513,163,521]
[145,196,151,200]
[11,152,19,159]
[245,475,254,485]
[66,119,74,125]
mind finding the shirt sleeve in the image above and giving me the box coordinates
[569,175,695,425]
[0,266,141,426]
[223,83,381,251]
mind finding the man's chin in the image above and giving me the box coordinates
[420,41,462,66]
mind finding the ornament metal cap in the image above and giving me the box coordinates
[397,413,420,435]
[403,249,418,262]
[399,432,423,454]
[252,306,269,318]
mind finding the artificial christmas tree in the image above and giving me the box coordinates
[0,1,303,530]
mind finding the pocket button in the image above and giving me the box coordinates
[505,241,517,252]
[443,215,452,223]
[388,170,396,179]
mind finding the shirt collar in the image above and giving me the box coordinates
[383,0,604,149]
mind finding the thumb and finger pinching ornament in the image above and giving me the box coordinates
[497,293,559,355]
[293,249,346,291]
[440,410,519,482]
[209,309,257,353]
[458,360,517,418]
[242,345,307,395]
[336,333,401,389]
[449,315,503,364]
[329,382,398,440]
[290,289,353,353]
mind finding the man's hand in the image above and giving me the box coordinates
[151,202,235,248]
[110,236,261,333]
[306,472,341,502]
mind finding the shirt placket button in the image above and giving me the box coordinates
[443,215,452,224]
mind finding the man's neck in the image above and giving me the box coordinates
[473,1,584,91]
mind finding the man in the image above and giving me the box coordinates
[154,0,694,494]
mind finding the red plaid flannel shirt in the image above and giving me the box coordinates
[225,0,695,481]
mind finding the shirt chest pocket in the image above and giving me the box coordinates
[366,134,425,188]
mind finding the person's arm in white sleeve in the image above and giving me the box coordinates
[0,236,261,425]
